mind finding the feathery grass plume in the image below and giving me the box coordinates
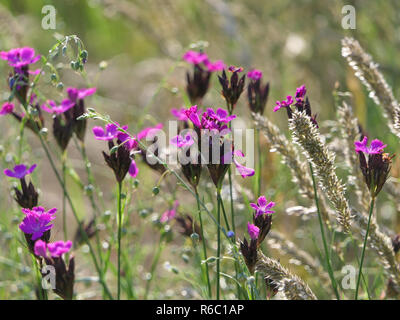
[352,209,400,293]
[256,251,317,300]
[341,37,400,138]
[252,112,332,225]
[288,110,352,232]
[337,102,370,210]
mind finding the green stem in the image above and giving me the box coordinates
[216,189,222,300]
[255,128,262,196]
[62,150,67,241]
[355,197,375,300]
[195,190,212,298]
[309,163,340,300]
[117,181,123,300]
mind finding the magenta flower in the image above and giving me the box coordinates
[355,136,387,154]
[160,201,179,223]
[247,222,260,240]
[34,240,47,257]
[128,159,139,178]
[48,240,72,257]
[41,99,75,114]
[0,47,40,69]
[183,51,208,65]
[206,108,236,123]
[66,87,96,103]
[204,59,225,72]
[93,123,120,141]
[171,132,194,148]
[232,150,255,178]
[247,69,263,81]
[0,102,14,115]
[19,207,57,240]
[273,95,294,112]
[184,105,202,128]
[4,164,37,179]
[171,108,189,121]
[250,196,275,217]
[137,123,163,141]
[34,239,72,258]
[117,131,138,150]
[295,85,307,101]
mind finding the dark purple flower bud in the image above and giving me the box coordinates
[253,210,273,247]
[247,78,269,115]
[14,177,39,209]
[355,136,394,198]
[186,64,211,105]
[53,114,74,151]
[239,237,257,275]
[102,139,133,183]
[218,68,246,113]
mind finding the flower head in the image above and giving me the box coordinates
[250,196,275,217]
[247,69,263,81]
[128,159,139,178]
[66,87,96,103]
[160,201,179,223]
[354,136,387,154]
[273,96,294,112]
[93,123,120,141]
[183,51,208,65]
[0,102,14,115]
[232,150,255,178]
[4,164,37,179]
[35,239,73,258]
[19,206,56,240]
[137,123,163,141]
[171,132,194,148]
[0,47,40,69]
[41,99,75,114]
[355,136,394,197]
[204,59,225,72]
[47,240,73,258]
[247,222,260,240]
[227,231,235,238]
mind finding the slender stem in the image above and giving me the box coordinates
[117,181,123,300]
[73,138,104,269]
[144,235,165,299]
[309,163,340,300]
[62,150,67,241]
[195,190,212,298]
[32,256,47,300]
[216,189,222,300]
[355,197,375,300]
[255,128,262,196]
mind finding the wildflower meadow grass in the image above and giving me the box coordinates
[0,1,400,304]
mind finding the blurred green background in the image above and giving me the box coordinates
[0,0,400,299]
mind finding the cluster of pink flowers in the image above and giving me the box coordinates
[34,239,72,258]
[183,50,225,72]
